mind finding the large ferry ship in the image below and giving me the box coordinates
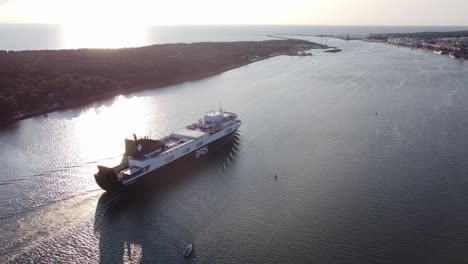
[94,109,241,191]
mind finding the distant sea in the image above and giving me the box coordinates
[1,24,468,50]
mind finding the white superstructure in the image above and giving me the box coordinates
[116,110,240,185]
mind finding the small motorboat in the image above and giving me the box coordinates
[449,52,460,59]
[324,48,342,53]
[183,243,193,257]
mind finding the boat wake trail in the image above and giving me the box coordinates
[0,156,120,222]
[0,155,121,186]
[218,132,242,172]
[0,188,103,221]
[0,191,102,264]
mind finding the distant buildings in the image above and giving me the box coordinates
[387,37,423,48]
[368,33,468,59]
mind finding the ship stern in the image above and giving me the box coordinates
[94,165,121,191]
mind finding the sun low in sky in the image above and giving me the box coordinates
[1,0,468,26]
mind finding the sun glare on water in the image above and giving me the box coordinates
[63,23,147,49]
[57,0,151,49]
[74,96,150,160]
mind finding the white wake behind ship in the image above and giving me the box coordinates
[94,109,241,191]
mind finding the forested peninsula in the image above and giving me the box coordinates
[0,39,325,124]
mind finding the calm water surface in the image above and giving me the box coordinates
[1,37,468,263]
[1,24,468,50]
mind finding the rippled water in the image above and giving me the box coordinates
[1,37,468,263]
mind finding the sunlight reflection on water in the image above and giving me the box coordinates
[73,95,154,160]
[63,24,146,49]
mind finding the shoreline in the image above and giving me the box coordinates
[366,39,468,61]
[4,54,278,124]
[0,40,326,125]
[364,30,468,61]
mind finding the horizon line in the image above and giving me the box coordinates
[1,22,468,27]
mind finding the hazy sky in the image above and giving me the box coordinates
[1,0,467,25]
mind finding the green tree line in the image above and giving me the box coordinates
[0,39,314,123]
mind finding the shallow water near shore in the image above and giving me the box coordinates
[1,37,468,263]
